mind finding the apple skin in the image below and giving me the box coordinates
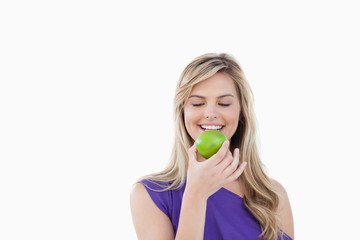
[195,130,227,159]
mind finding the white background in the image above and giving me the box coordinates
[1,1,359,239]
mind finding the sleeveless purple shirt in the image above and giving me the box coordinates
[140,179,293,240]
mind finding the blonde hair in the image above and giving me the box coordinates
[139,53,282,240]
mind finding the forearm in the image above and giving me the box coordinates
[175,189,208,240]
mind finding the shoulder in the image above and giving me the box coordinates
[130,181,158,214]
[130,181,148,202]
[130,179,172,212]
[129,182,149,213]
[130,181,175,239]
[271,179,294,239]
[140,179,172,191]
[271,179,287,198]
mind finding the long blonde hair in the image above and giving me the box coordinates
[139,53,282,240]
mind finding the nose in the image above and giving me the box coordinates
[204,104,218,119]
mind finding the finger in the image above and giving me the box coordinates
[229,147,240,171]
[216,149,233,170]
[188,143,198,163]
[226,161,247,182]
[208,140,230,166]
[220,148,239,176]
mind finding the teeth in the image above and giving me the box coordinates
[201,125,222,130]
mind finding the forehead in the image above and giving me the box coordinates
[190,72,237,96]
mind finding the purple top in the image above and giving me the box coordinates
[140,179,293,240]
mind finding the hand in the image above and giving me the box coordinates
[185,140,247,200]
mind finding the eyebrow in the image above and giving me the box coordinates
[189,94,235,99]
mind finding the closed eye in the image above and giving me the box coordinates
[219,103,231,107]
[192,103,204,107]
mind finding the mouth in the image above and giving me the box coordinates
[199,124,225,132]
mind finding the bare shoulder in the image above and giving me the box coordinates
[130,182,174,240]
[271,179,288,198]
[271,179,294,239]
[130,182,148,202]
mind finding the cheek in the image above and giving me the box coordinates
[230,113,240,124]
[223,109,241,140]
[224,107,240,122]
[183,108,194,128]
[183,107,201,133]
[184,109,197,124]
[223,107,241,132]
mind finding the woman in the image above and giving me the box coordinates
[130,53,294,240]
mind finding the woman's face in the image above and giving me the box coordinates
[184,72,241,144]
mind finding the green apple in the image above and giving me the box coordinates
[195,130,227,159]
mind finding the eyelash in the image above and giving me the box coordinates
[219,103,231,107]
[192,104,204,107]
[192,103,231,107]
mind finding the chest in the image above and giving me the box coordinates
[170,188,263,239]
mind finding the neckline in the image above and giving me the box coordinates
[220,187,244,200]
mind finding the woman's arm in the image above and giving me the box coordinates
[175,142,246,240]
[130,183,175,240]
[130,182,208,240]
[174,188,208,240]
[130,141,246,240]
[273,179,294,239]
